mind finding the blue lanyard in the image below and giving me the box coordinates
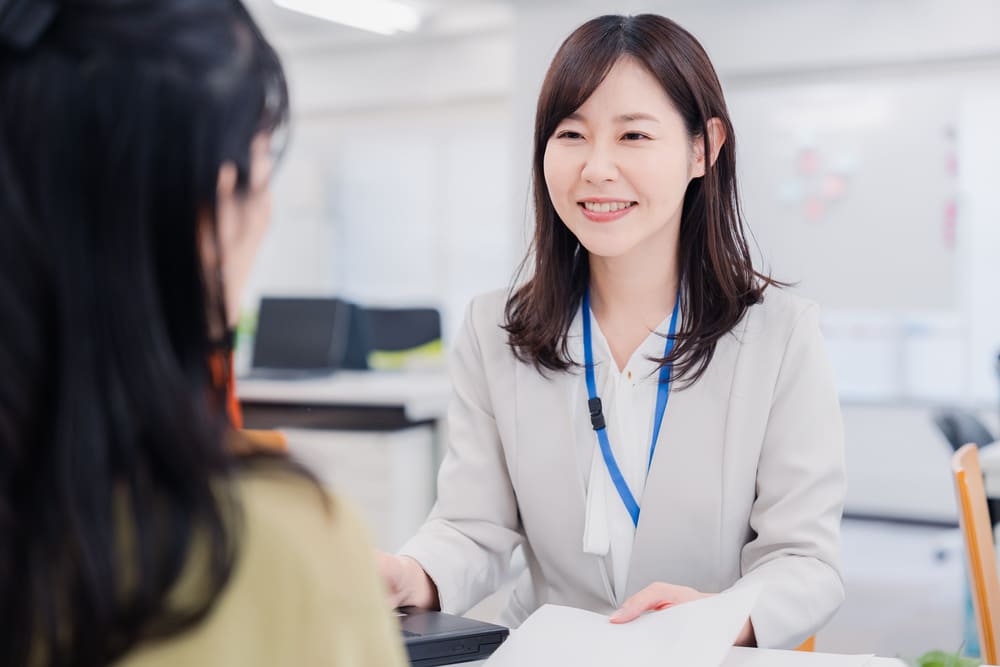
[582,287,680,527]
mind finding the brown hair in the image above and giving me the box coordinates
[503,14,780,386]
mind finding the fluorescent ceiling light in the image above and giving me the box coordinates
[273,0,422,36]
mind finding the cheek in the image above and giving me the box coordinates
[543,151,580,226]
[257,188,272,232]
[222,187,271,261]
[635,153,690,202]
[542,147,572,199]
[244,188,272,257]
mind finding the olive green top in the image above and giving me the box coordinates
[114,468,407,667]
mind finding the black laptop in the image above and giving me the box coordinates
[398,607,508,666]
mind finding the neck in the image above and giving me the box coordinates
[588,241,679,331]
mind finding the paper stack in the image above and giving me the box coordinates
[485,585,761,667]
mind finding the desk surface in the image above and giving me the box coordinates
[237,370,451,423]
[465,646,913,666]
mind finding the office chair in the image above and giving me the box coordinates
[952,444,1000,665]
[364,306,441,352]
[934,410,995,452]
[363,306,443,370]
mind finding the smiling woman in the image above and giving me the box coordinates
[381,13,847,653]
[541,56,726,358]
[509,15,764,382]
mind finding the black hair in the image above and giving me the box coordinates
[0,1,289,664]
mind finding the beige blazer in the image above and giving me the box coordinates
[401,287,846,650]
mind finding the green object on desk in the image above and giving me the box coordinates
[235,309,258,347]
[910,649,982,667]
[368,339,445,370]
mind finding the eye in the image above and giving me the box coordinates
[555,130,583,140]
[622,132,650,141]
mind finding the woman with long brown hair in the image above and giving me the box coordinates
[381,14,845,649]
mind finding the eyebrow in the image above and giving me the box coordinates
[563,111,661,123]
[617,112,660,123]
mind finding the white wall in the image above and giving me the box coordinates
[960,89,1000,407]
[285,31,512,115]
[245,29,517,339]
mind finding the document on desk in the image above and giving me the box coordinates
[484,584,761,667]
[725,646,875,666]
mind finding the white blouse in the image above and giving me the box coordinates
[568,307,677,604]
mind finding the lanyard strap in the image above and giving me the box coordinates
[582,287,680,527]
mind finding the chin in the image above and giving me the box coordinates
[576,234,642,260]
[564,222,629,256]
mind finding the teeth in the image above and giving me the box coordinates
[583,201,633,213]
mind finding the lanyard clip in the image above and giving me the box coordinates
[588,397,606,431]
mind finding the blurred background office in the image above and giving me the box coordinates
[235,0,1000,659]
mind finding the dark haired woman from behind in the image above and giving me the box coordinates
[382,14,846,650]
[0,1,406,665]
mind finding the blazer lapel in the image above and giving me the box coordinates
[624,331,742,598]
[511,313,613,607]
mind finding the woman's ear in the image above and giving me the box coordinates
[691,117,727,177]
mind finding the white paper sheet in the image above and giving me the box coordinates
[724,646,875,667]
[484,585,761,667]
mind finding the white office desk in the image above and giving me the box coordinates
[236,370,452,551]
[464,646,922,666]
[721,647,899,666]
[237,369,451,429]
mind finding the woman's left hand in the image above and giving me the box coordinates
[609,582,755,646]
[609,582,711,623]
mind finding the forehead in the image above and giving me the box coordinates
[570,57,676,120]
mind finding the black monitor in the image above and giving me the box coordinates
[250,297,369,376]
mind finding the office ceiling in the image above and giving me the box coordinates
[243,0,780,52]
[243,0,517,51]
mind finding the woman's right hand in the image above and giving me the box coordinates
[376,551,440,610]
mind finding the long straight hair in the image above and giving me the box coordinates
[504,14,779,386]
[0,1,289,664]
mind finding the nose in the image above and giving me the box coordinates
[580,143,618,184]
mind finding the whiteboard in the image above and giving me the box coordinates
[727,77,960,312]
